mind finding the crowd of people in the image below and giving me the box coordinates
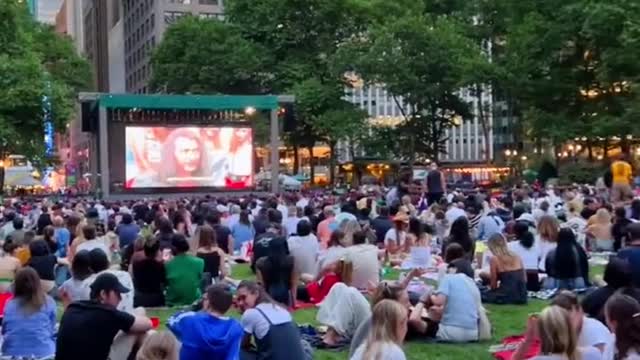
[0,158,638,359]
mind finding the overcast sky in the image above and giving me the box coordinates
[37,0,64,24]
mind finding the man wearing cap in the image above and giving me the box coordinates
[56,273,153,360]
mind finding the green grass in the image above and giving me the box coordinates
[147,263,594,360]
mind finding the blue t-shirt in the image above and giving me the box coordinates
[168,311,243,360]
[1,296,57,357]
[618,246,640,287]
[116,223,141,249]
[54,228,71,258]
[231,223,255,251]
[436,274,479,330]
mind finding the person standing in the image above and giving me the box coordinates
[611,155,634,204]
[424,162,446,206]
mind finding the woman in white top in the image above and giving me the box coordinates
[351,299,408,360]
[536,216,559,272]
[508,221,541,291]
[513,306,602,360]
[384,213,409,255]
[603,294,640,360]
[287,220,320,278]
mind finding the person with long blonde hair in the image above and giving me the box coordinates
[136,331,179,360]
[481,233,527,304]
[536,215,559,272]
[350,299,408,360]
[587,208,614,251]
[513,306,601,360]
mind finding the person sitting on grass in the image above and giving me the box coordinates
[59,250,93,308]
[1,267,56,359]
[603,294,640,360]
[512,306,601,360]
[551,290,611,353]
[544,228,590,290]
[350,299,408,360]
[132,236,167,308]
[581,257,632,324]
[136,331,180,360]
[481,233,527,305]
[235,280,312,360]
[168,284,244,360]
[196,225,227,285]
[56,272,153,360]
[255,236,295,307]
[349,267,434,357]
[82,248,135,313]
[165,233,204,306]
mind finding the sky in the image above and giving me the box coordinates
[37,0,64,24]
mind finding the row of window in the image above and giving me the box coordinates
[126,37,155,74]
[125,15,156,52]
[168,0,219,4]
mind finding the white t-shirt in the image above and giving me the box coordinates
[284,217,301,236]
[508,241,540,270]
[578,316,612,349]
[536,237,557,272]
[345,244,380,289]
[76,238,112,262]
[241,303,292,339]
[287,234,320,276]
[384,229,406,248]
[350,342,406,360]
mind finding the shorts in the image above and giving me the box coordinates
[436,324,478,343]
[611,183,633,203]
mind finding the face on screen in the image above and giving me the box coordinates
[173,136,201,173]
[125,126,254,189]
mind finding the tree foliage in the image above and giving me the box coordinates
[0,0,91,161]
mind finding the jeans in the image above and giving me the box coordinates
[543,277,585,290]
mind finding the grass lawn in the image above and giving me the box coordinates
[146,264,607,360]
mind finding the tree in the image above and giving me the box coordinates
[497,0,640,158]
[336,9,486,164]
[0,0,91,162]
[150,16,269,94]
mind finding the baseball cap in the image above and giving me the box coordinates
[90,273,130,295]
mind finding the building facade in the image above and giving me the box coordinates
[122,0,224,93]
[345,84,494,164]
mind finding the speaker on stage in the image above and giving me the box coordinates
[81,101,99,132]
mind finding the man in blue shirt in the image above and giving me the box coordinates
[169,284,243,360]
[476,211,505,242]
[617,223,640,287]
[115,213,140,250]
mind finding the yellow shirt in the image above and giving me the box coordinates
[611,161,632,185]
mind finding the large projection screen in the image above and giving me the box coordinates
[124,126,253,190]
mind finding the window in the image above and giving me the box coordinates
[169,0,191,3]
[199,0,218,4]
[164,11,185,24]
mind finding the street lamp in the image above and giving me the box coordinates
[505,149,512,157]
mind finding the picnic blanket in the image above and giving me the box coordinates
[491,335,541,360]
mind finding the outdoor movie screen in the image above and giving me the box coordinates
[124,126,253,189]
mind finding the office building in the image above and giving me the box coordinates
[35,0,62,24]
[122,0,224,93]
[345,84,494,164]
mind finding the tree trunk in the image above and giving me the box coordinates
[328,141,336,185]
[620,136,630,156]
[587,140,593,161]
[476,84,491,165]
[292,143,299,175]
[604,139,610,159]
[307,145,315,185]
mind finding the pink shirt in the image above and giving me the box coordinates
[317,217,335,249]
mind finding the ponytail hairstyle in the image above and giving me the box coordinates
[514,221,535,249]
[605,294,640,359]
[335,258,352,287]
